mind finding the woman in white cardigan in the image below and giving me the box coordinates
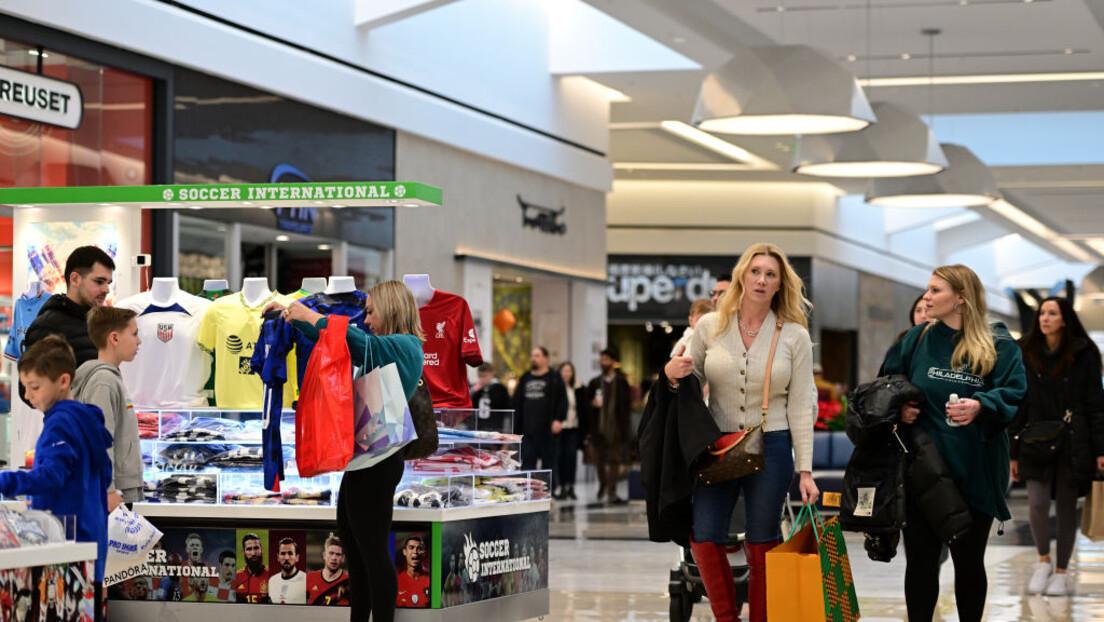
[665,242,818,622]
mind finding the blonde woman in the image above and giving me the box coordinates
[268,280,425,622]
[883,264,1026,622]
[665,243,817,622]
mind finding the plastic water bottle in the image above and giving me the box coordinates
[945,393,962,427]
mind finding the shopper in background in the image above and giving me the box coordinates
[471,362,511,412]
[878,293,930,377]
[665,242,817,622]
[0,336,112,620]
[882,264,1026,622]
[710,275,731,306]
[554,362,586,500]
[514,346,567,473]
[587,347,631,504]
[1011,296,1104,596]
[269,279,424,622]
[671,298,714,360]
[73,306,143,512]
[19,246,115,402]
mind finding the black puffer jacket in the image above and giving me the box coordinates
[907,425,974,545]
[18,294,95,401]
[1010,339,1104,491]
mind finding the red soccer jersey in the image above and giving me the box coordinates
[419,291,483,408]
[306,570,350,606]
[396,571,431,608]
[233,567,270,604]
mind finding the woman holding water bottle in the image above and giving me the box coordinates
[881,264,1026,622]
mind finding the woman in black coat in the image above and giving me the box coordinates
[1010,297,1104,596]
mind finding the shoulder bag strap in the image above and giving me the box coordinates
[761,320,784,420]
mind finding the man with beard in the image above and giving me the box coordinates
[586,347,631,504]
[396,536,430,608]
[513,347,566,472]
[233,533,270,603]
[307,535,350,606]
[268,538,306,604]
[129,577,149,601]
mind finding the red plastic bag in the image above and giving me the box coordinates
[296,314,354,477]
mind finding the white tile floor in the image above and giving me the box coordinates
[540,480,1104,621]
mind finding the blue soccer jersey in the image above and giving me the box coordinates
[251,314,294,491]
[289,291,368,385]
[4,293,49,361]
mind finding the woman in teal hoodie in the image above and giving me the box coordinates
[268,280,424,622]
[882,264,1026,622]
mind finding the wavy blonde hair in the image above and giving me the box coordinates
[932,264,995,376]
[714,243,812,340]
[367,280,426,341]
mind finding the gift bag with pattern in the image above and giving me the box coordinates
[766,503,860,622]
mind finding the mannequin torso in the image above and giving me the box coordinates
[203,279,229,292]
[325,276,356,295]
[300,278,326,295]
[403,274,435,307]
[240,278,273,308]
[150,277,180,305]
[24,280,45,298]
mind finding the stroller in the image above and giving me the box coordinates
[667,496,750,622]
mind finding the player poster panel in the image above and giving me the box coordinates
[440,512,548,607]
[233,529,272,604]
[135,528,232,602]
[267,530,308,604]
[393,531,431,608]
[305,531,350,606]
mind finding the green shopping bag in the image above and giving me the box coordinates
[767,503,860,621]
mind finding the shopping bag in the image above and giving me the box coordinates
[1082,478,1104,542]
[766,504,860,622]
[103,507,163,586]
[352,337,418,461]
[296,314,355,477]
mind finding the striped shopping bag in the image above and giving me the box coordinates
[766,503,860,621]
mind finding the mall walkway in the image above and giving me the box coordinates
[544,481,1104,621]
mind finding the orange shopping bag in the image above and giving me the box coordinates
[766,504,860,622]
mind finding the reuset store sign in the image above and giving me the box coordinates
[0,65,83,130]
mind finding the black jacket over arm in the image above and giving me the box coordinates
[638,372,721,547]
[18,294,94,402]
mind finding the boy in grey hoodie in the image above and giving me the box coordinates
[73,306,143,510]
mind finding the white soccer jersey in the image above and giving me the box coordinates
[268,569,307,604]
[117,290,213,408]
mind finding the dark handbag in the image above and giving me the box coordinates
[1016,410,1071,463]
[401,377,439,460]
[692,320,783,485]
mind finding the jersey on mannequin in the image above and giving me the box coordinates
[406,274,483,408]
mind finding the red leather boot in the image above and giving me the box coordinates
[744,540,780,622]
[689,539,740,622]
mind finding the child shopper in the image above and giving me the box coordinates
[74,306,143,509]
[0,335,113,615]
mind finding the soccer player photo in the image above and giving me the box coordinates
[267,536,307,604]
[306,533,350,606]
[394,532,430,608]
[233,530,271,604]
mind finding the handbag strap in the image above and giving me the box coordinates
[761,320,784,417]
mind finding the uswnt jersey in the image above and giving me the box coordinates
[197,292,297,410]
[3,293,48,361]
[250,314,292,491]
[306,570,349,605]
[418,290,483,408]
[116,291,212,408]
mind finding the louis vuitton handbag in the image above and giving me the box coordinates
[693,320,783,485]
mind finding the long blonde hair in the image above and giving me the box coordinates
[932,264,996,376]
[714,243,812,340]
[368,280,426,341]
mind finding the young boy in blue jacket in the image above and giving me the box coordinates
[0,335,113,607]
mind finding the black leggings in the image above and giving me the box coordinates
[903,499,994,622]
[337,452,405,621]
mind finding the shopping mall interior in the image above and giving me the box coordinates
[2,1,1104,620]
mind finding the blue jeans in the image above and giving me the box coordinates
[692,430,796,545]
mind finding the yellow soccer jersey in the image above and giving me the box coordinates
[197,292,298,409]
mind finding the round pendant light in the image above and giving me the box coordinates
[866,144,999,208]
[793,102,947,178]
[691,45,876,136]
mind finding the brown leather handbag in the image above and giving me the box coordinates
[401,377,439,460]
[693,320,783,485]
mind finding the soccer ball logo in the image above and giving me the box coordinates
[463,534,480,582]
[162,189,174,200]
[395,185,407,198]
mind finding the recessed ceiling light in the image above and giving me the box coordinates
[401,203,420,208]
[846,55,857,62]
[188,206,203,210]
[261,205,275,210]
[99,203,115,207]
[241,201,252,205]
[276,235,289,242]
[317,244,331,251]
[1065,48,1074,55]
[332,204,346,209]
[901,53,912,60]
[673,36,686,44]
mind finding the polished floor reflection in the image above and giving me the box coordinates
[544,481,1104,620]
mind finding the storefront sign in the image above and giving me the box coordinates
[518,195,566,235]
[439,511,548,607]
[0,65,82,129]
[163,182,409,203]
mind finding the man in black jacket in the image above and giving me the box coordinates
[20,246,115,402]
[586,347,632,504]
[514,347,566,472]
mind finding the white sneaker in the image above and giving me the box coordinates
[1046,572,1069,596]
[1029,561,1052,594]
